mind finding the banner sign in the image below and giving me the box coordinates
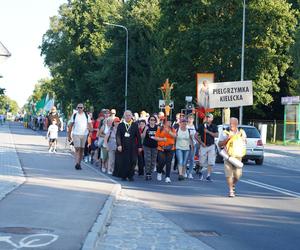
[196,73,214,109]
[208,81,253,108]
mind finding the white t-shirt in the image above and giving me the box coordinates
[48,124,58,139]
[71,112,91,136]
[187,124,197,145]
[176,128,190,150]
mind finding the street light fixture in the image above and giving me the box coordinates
[0,41,11,64]
[239,0,246,125]
[103,22,129,111]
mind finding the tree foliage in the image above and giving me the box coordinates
[0,95,19,114]
[39,0,299,120]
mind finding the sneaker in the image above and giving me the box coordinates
[157,173,162,181]
[206,176,212,182]
[107,170,113,175]
[233,185,236,196]
[199,172,204,181]
[101,167,106,173]
[48,148,52,153]
[75,163,81,170]
[188,173,193,179]
[84,157,88,163]
[228,191,235,197]
[165,177,171,183]
[178,175,184,181]
[184,172,188,178]
[53,149,57,153]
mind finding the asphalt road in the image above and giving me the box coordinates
[110,150,300,250]
[0,123,114,250]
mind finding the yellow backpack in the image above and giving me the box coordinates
[225,129,246,158]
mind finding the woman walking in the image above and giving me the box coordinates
[104,117,120,175]
[153,120,176,183]
[176,118,194,180]
[142,115,158,180]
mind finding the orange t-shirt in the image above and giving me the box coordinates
[155,126,176,151]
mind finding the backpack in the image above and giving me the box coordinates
[73,112,88,121]
[225,129,246,158]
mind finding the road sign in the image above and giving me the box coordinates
[281,96,300,105]
[208,81,253,108]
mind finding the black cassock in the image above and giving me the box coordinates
[113,121,142,179]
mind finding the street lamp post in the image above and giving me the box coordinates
[103,22,128,111]
[239,0,246,125]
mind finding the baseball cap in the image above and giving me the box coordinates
[206,113,213,119]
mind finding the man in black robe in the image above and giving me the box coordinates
[116,110,142,181]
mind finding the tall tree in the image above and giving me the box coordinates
[157,0,298,118]
[40,0,122,114]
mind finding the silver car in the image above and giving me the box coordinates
[216,124,264,165]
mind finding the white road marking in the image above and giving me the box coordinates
[214,172,223,175]
[0,233,58,248]
[241,179,300,198]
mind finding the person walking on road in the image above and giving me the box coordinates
[137,119,146,176]
[116,110,142,181]
[46,106,61,130]
[195,113,218,181]
[218,117,246,197]
[46,119,58,153]
[68,103,92,170]
[186,114,197,179]
[153,120,176,183]
[100,117,113,173]
[142,115,158,180]
[175,118,194,181]
[104,117,120,175]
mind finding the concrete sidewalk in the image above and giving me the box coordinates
[95,192,214,250]
[0,123,25,201]
[264,144,300,171]
[265,144,300,156]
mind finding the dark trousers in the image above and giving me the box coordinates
[157,150,174,178]
[173,154,178,170]
[137,151,145,175]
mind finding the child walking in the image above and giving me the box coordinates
[47,120,59,153]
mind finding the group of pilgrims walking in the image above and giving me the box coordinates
[65,105,218,184]
[56,103,245,197]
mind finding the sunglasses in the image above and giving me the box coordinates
[77,107,83,109]
[149,119,156,121]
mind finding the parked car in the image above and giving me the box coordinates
[215,124,264,165]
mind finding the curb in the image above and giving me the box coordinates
[0,124,26,201]
[81,183,121,250]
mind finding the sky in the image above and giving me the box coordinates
[0,0,67,107]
